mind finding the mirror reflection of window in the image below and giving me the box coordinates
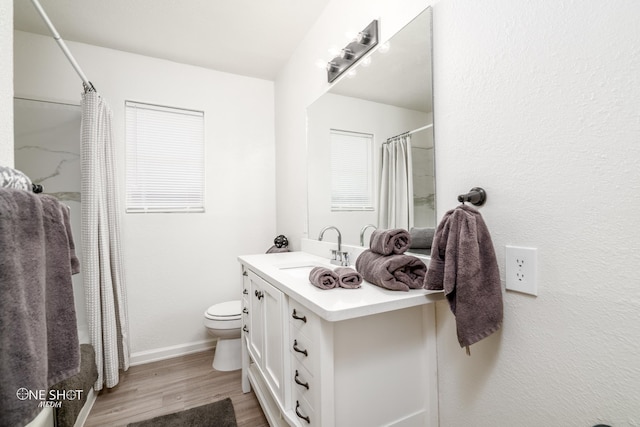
[330,129,374,212]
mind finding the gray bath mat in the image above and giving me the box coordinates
[126,398,237,427]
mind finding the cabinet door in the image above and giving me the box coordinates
[246,271,287,406]
[262,279,286,404]
[247,272,265,367]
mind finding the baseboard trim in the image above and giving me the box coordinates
[129,339,216,366]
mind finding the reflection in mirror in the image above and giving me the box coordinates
[307,7,434,250]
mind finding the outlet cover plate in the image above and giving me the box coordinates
[505,245,538,296]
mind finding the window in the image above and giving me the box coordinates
[125,101,204,213]
[330,129,374,211]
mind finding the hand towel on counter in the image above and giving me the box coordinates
[369,228,411,255]
[308,266,339,290]
[425,204,503,352]
[355,250,426,291]
[0,188,80,427]
[334,267,363,289]
[409,227,435,249]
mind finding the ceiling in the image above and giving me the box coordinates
[13,0,331,80]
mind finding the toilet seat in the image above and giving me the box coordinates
[205,300,241,321]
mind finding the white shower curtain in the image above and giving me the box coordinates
[378,134,414,230]
[81,91,130,390]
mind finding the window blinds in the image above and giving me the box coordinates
[330,129,374,211]
[125,101,205,213]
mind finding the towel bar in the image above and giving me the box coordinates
[457,187,486,206]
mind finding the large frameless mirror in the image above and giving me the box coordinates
[307,7,434,252]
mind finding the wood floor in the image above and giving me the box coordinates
[84,349,268,427]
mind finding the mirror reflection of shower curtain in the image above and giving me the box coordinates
[378,135,414,230]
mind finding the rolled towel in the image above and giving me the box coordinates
[334,267,363,289]
[355,249,426,292]
[409,227,435,249]
[308,266,339,290]
[369,228,411,255]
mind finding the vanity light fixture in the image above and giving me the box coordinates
[327,19,378,83]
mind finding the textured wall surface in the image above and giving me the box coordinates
[277,0,640,425]
[0,0,13,166]
[432,1,640,425]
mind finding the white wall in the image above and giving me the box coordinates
[0,0,12,166]
[14,31,276,362]
[276,0,640,425]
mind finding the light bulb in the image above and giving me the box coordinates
[340,48,355,60]
[378,41,390,53]
[357,31,372,45]
[326,62,339,72]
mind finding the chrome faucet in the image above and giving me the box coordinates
[318,226,350,266]
[359,224,377,247]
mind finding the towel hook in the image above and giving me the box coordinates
[457,187,487,206]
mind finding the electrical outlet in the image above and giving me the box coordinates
[505,245,538,296]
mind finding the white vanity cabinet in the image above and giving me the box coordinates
[239,252,441,427]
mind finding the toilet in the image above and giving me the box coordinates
[203,300,242,371]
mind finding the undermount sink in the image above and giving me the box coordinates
[277,262,330,280]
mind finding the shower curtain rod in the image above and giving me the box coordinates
[29,0,95,92]
[384,123,433,143]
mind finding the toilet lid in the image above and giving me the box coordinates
[205,300,241,320]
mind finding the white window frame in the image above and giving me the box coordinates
[125,101,205,213]
[330,129,374,212]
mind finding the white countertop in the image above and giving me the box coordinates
[238,251,443,322]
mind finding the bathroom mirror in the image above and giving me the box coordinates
[307,7,434,249]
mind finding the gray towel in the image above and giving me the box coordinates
[60,202,80,274]
[40,195,81,385]
[355,249,426,292]
[334,267,363,289]
[0,189,80,427]
[409,227,435,249]
[266,245,290,253]
[425,204,503,351]
[308,266,339,290]
[369,228,412,255]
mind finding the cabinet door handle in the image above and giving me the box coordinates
[295,400,310,424]
[242,271,248,276]
[243,288,248,295]
[242,307,249,314]
[254,290,264,300]
[292,340,308,357]
[292,309,307,323]
[242,325,249,333]
[294,370,310,390]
